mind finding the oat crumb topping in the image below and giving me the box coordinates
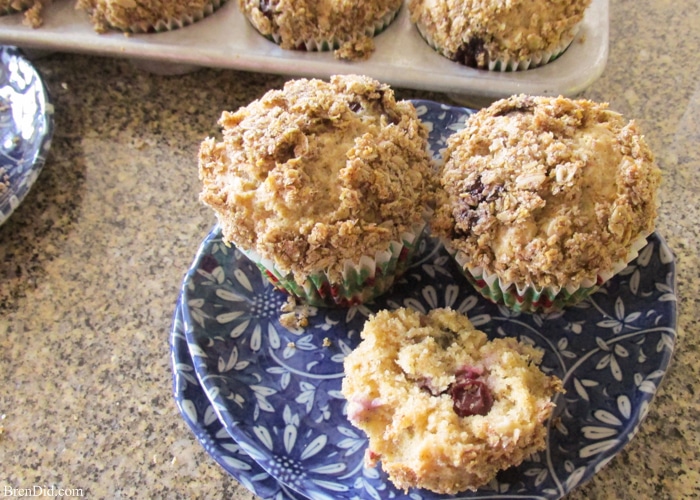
[408,0,590,64]
[239,0,400,60]
[76,0,217,32]
[199,75,437,282]
[433,94,661,289]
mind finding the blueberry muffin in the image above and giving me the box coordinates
[408,0,591,70]
[76,0,226,33]
[239,0,401,60]
[342,307,563,493]
[198,75,437,307]
[433,94,662,312]
[1,0,50,27]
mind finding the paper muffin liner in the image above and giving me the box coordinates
[415,21,579,72]
[444,232,652,313]
[258,8,399,52]
[239,222,426,308]
[113,0,225,33]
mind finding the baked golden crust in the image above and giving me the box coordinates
[1,0,50,27]
[433,94,662,291]
[408,0,590,66]
[199,75,436,283]
[238,0,401,60]
[76,0,217,32]
[341,307,563,494]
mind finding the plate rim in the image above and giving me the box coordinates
[176,99,677,500]
[0,45,54,227]
[179,228,676,500]
[170,293,308,500]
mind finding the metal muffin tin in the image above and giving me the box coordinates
[0,0,608,102]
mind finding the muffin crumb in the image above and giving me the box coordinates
[334,36,375,61]
[342,307,563,494]
[0,167,8,193]
[279,296,311,330]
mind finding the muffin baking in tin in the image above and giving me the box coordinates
[1,0,50,27]
[76,0,227,33]
[408,0,591,71]
[238,0,402,60]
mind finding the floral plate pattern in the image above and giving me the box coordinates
[0,46,54,227]
[177,100,677,500]
[171,295,306,500]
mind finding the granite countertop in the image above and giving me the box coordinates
[1,0,699,498]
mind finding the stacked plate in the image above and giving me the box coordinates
[170,100,678,500]
[0,46,53,227]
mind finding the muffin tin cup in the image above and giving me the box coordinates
[108,0,226,34]
[256,7,400,53]
[414,21,579,72]
[444,232,652,313]
[240,222,427,308]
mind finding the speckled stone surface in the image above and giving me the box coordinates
[0,0,699,498]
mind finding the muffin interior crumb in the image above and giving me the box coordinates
[341,307,563,494]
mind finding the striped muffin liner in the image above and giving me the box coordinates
[445,232,652,313]
[239,221,426,308]
[415,21,580,72]
[110,0,226,34]
[257,8,400,52]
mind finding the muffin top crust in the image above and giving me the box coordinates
[433,94,661,290]
[408,0,591,66]
[238,0,401,60]
[342,307,563,494]
[1,0,50,28]
[199,75,436,282]
[76,0,217,32]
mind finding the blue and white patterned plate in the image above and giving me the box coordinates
[0,46,53,227]
[171,295,308,500]
[178,100,677,500]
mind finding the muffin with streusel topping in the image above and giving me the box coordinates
[198,75,437,307]
[1,0,50,28]
[408,0,591,71]
[341,307,563,494]
[76,0,226,33]
[432,94,662,312]
[239,0,401,61]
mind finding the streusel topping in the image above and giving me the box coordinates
[408,0,590,66]
[238,0,401,60]
[77,0,217,32]
[433,94,661,290]
[1,0,50,27]
[342,307,563,494]
[199,75,436,282]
